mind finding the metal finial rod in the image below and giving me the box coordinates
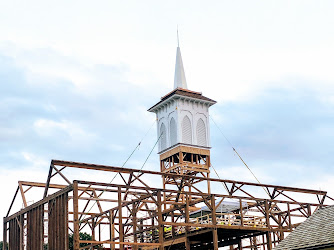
[177,26,179,47]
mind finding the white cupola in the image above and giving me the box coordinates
[148,45,216,154]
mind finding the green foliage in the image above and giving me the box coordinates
[69,232,103,250]
[0,241,8,250]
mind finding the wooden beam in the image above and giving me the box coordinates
[118,187,124,250]
[51,159,326,195]
[6,186,19,217]
[211,195,219,250]
[73,181,80,250]
[157,191,164,250]
[3,218,7,250]
[43,163,54,198]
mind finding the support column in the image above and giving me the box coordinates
[132,203,138,250]
[185,237,191,250]
[3,219,7,250]
[211,195,218,250]
[237,238,242,250]
[73,181,80,250]
[118,187,124,250]
[110,210,115,250]
[266,232,272,250]
[157,191,164,250]
[207,156,211,194]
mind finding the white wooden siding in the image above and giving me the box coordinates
[196,118,207,146]
[182,116,192,144]
[170,117,177,146]
[160,123,167,150]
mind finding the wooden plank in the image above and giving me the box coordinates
[110,211,115,250]
[79,240,161,246]
[18,182,27,208]
[65,193,69,250]
[211,195,219,250]
[185,237,191,250]
[43,163,54,198]
[157,191,164,250]
[266,232,272,250]
[160,145,210,160]
[118,187,124,250]
[73,181,80,250]
[6,186,19,217]
[3,219,7,250]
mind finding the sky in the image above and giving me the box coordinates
[1,0,334,238]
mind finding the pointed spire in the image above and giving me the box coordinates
[174,29,187,89]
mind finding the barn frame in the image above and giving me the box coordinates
[3,158,333,250]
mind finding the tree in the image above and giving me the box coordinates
[68,232,103,250]
[0,241,8,250]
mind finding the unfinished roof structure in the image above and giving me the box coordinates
[3,44,334,250]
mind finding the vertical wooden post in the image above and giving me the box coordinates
[207,156,211,194]
[185,194,190,233]
[171,211,175,238]
[18,183,28,208]
[151,217,155,243]
[266,232,272,250]
[110,210,115,250]
[179,151,185,203]
[133,203,138,250]
[92,219,96,242]
[18,215,23,250]
[163,182,167,211]
[307,204,311,217]
[287,203,292,230]
[157,191,164,250]
[272,232,276,248]
[161,159,167,211]
[262,234,266,249]
[253,236,257,249]
[99,222,101,241]
[237,238,242,250]
[73,181,80,250]
[211,195,218,250]
[278,213,284,240]
[3,218,7,250]
[65,194,69,250]
[239,198,244,226]
[265,200,270,228]
[118,187,124,250]
[140,220,144,243]
[185,237,191,250]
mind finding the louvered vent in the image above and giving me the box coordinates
[196,119,207,146]
[182,116,192,144]
[170,118,177,146]
[160,123,167,150]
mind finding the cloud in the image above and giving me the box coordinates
[210,84,334,191]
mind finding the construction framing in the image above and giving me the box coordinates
[3,159,334,250]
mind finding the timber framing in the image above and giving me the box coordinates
[3,159,334,250]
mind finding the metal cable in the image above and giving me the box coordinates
[210,115,271,197]
[79,119,157,224]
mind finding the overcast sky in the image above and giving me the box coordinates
[1,0,334,235]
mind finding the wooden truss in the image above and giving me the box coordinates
[3,159,334,250]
